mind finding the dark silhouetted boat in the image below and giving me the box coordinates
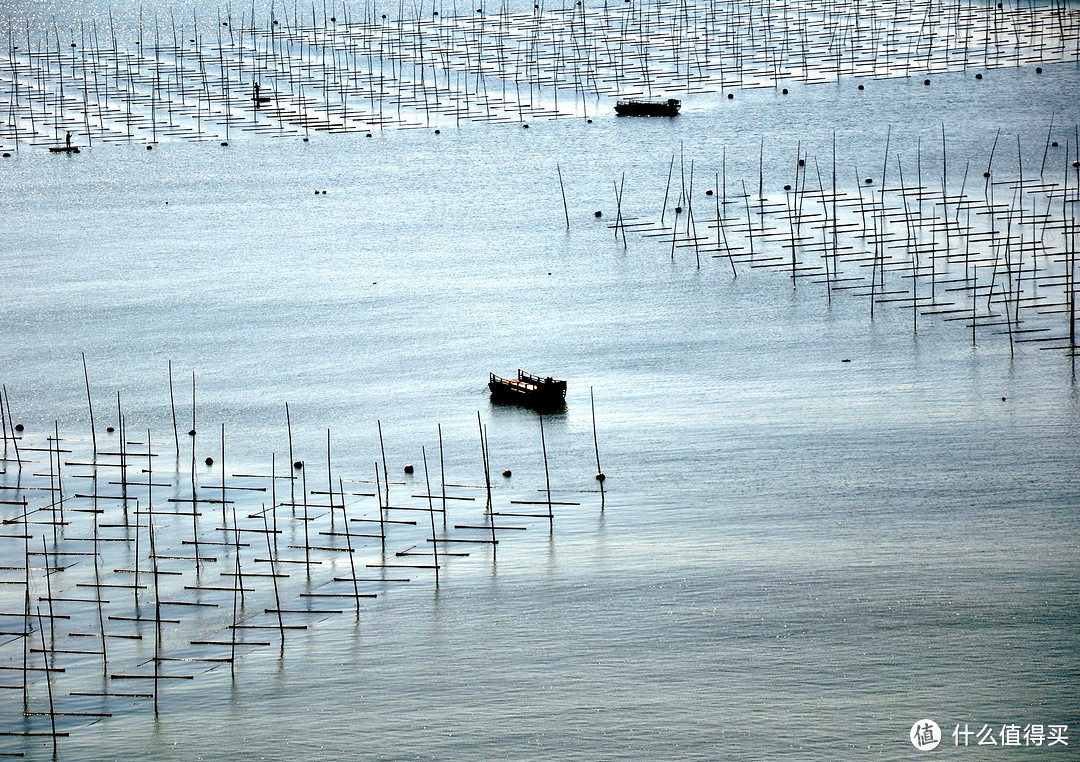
[489,370,567,409]
[614,98,681,117]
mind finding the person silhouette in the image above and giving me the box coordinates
[65,131,71,149]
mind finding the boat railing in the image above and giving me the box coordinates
[517,369,546,385]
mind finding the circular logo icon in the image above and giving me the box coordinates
[911,719,941,751]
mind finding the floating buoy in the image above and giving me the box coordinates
[674,205,682,213]
[975,73,983,79]
[781,88,788,94]
[587,119,593,124]
[502,469,512,477]
[923,79,930,85]
[798,158,805,166]
[15,424,24,432]
[594,210,602,218]
[188,429,196,436]
[303,137,309,142]
[705,189,713,196]
[841,359,851,363]
[330,16,336,21]
[1001,396,1007,401]
[366,133,372,137]
[205,457,214,466]
[864,177,873,184]
[1073,161,1079,168]
[404,464,414,474]
[2,153,9,158]
[727,93,733,99]
[784,184,791,190]
[983,171,991,177]
[1051,141,1058,147]
[106,426,115,433]
[314,190,319,195]
[146,145,153,150]
[857,84,864,90]
[1036,67,1042,73]
[321,190,327,195]
[220,141,228,146]
[523,123,529,128]
[434,129,440,134]
[294,460,303,469]
[595,472,605,482]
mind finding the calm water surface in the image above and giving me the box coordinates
[0,22,1078,759]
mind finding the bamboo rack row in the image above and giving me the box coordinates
[1,0,1077,147]
[603,130,1078,354]
[0,373,604,755]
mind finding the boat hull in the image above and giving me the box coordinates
[614,98,681,117]
[489,371,567,410]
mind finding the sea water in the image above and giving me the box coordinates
[1,3,1079,758]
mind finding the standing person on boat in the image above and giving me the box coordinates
[65,131,72,149]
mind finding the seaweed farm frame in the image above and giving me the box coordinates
[0,0,1077,142]
[0,377,604,754]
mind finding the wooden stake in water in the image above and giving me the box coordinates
[374,462,386,545]
[377,420,390,507]
[3,385,20,464]
[338,478,361,616]
[230,503,242,671]
[590,386,605,508]
[477,413,496,554]
[302,466,310,572]
[221,423,228,528]
[326,429,334,531]
[261,507,286,647]
[168,360,179,457]
[147,429,161,714]
[438,423,447,519]
[190,374,200,564]
[422,446,439,585]
[557,163,570,229]
[35,607,58,757]
[286,402,296,515]
[82,352,97,458]
[539,414,552,530]
[41,537,55,644]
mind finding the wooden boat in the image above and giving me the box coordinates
[614,98,681,117]
[489,370,567,408]
[48,145,80,154]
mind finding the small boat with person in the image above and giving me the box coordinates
[49,131,80,153]
[489,370,567,409]
[614,98,681,117]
